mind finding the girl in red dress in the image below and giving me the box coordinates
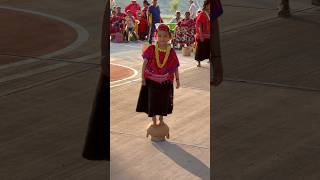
[136,23,180,126]
[110,10,120,39]
[137,11,149,40]
[195,0,210,67]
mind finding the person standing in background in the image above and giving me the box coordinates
[189,0,198,20]
[142,0,150,12]
[195,0,210,67]
[125,0,141,18]
[137,11,149,40]
[147,0,161,44]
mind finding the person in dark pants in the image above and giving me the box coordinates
[82,2,109,161]
[278,0,320,17]
[147,0,161,44]
[195,0,210,67]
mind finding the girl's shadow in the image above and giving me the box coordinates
[152,141,210,180]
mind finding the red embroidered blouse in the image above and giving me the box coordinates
[142,45,180,82]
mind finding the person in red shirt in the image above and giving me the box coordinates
[116,6,126,19]
[137,11,149,40]
[194,0,210,67]
[110,10,120,35]
[125,0,141,18]
[142,0,150,12]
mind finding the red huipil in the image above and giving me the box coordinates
[110,16,120,33]
[125,3,141,17]
[142,45,180,83]
[195,11,210,40]
[138,17,149,33]
[116,12,126,19]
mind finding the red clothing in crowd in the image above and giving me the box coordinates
[195,11,210,40]
[110,16,120,33]
[125,3,141,17]
[116,12,126,19]
[138,17,148,33]
[142,6,148,12]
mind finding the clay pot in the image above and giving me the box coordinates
[182,46,192,56]
[146,123,170,142]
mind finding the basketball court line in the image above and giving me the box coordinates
[0,53,100,83]
[0,6,89,70]
[110,63,138,84]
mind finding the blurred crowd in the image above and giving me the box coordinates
[110,0,205,50]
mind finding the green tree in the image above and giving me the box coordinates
[170,0,180,13]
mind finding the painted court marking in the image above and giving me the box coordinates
[110,63,138,84]
[0,53,100,83]
[0,5,89,70]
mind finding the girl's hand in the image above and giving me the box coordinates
[176,79,180,89]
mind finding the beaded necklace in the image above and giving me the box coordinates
[155,43,171,68]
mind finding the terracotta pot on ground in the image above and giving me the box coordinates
[146,122,170,142]
[182,46,192,56]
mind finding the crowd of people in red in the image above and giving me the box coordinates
[110,0,149,42]
[109,0,204,50]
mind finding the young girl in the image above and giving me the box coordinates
[110,10,121,40]
[137,11,149,40]
[136,23,180,126]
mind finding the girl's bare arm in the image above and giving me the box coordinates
[175,69,180,89]
[141,59,147,85]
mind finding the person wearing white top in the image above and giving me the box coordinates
[188,0,197,20]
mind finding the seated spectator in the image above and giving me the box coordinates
[173,11,195,48]
[125,0,141,18]
[124,10,138,41]
[116,6,126,19]
[169,11,181,23]
[110,10,120,40]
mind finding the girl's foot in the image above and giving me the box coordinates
[159,116,164,125]
[159,120,164,125]
[197,62,201,67]
[152,117,157,125]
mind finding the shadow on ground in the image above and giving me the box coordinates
[153,141,210,180]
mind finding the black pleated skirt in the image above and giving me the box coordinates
[82,73,109,161]
[195,38,211,61]
[136,79,174,117]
